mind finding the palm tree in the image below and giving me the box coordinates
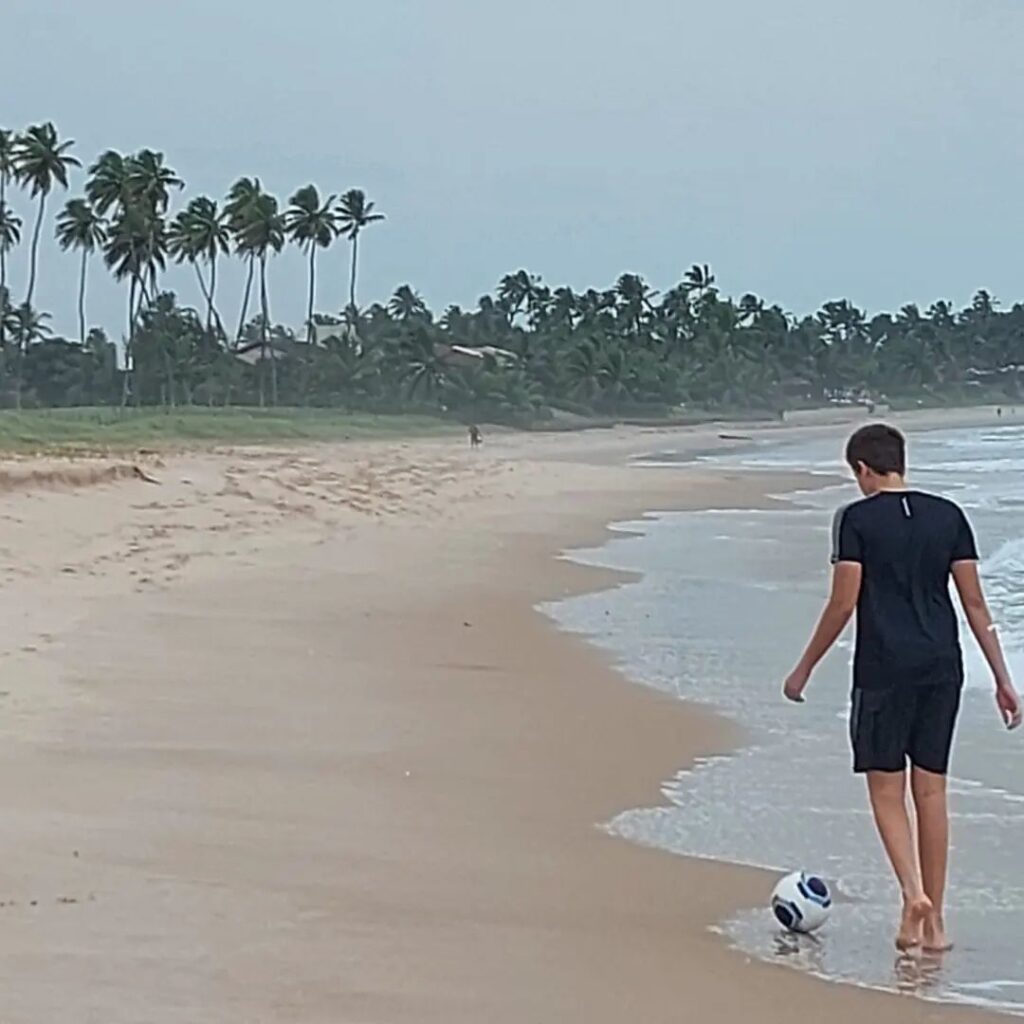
[284,185,337,343]
[614,273,656,336]
[550,286,579,328]
[0,204,20,278]
[565,342,602,403]
[389,285,428,322]
[399,328,448,400]
[119,205,168,311]
[86,150,133,215]
[8,302,52,407]
[0,128,17,213]
[168,196,230,335]
[125,150,183,214]
[439,303,467,333]
[55,198,107,343]
[0,288,16,338]
[167,209,202,312]
[498,270,541,323]
[0,129,19,345]
[88,149,151,399]
[738,293,765,325]
[336,188,384,312]
[0,203,20,352]
[90,148,178,328]
[104,201,168,402]
[12,123,80,307]
[235,190,285,404]
[225,177,263,343]
[684,263,716,302]
[596,346,635,408]
[9,302,52,344]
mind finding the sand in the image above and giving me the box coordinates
[0,408,1011,1022]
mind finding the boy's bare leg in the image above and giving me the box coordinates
[867,771,932,949]
[911,766,953,952]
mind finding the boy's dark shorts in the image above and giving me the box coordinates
[850,682,962,775]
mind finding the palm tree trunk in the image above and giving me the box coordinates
[122,275,139,407]
[13,320,23,411]
[193,262,212,317]
[136,277,151,319]
[25,193,47,308]
[163,349,176,408]
[78,249,88,345]
[209,254,225,337]
[236,255,255,345]
[348,233,359,311]
[258,254,266,407]
[127,278,136,348]
[259,255,278,406]
[307,243,316,344]
[205,259,214,332]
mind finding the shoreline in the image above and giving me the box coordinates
[539,408,1018,1020]
[0,409,1011,1020]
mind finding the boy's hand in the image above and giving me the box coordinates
[783,667,810,703]
[996,683,1023,731]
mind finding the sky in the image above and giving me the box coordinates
[3,0,1024,341]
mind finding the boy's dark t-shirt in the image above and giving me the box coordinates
[831,491,978,691]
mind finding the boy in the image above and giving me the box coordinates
[783,423,1021,952]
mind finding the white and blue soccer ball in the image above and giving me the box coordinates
[770,871,832,933]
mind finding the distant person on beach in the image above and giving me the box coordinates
[468,424,482,448]
[782,424,1021,953]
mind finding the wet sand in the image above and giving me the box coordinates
[0,410,1008,1021]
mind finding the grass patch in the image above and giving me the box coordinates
[0,407,457,452]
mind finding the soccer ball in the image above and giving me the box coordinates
[770,871,832,933]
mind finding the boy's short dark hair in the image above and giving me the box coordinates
[846,423,906,475]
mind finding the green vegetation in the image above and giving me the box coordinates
[0,407,452,451]
[1,121,1023,430]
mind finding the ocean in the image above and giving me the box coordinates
[543,422,1024,1015]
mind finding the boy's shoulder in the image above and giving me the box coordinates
[906,490,967,520]
[911,490,965,511]
[838,490,966,526]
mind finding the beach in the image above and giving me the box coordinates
[0,410,1012,1022]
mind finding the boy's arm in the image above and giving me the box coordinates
[783,561,862,702]
[951,560,1022,729]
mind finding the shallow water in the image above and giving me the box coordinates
[543,423,1024,1015]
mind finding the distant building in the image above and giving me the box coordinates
[234,340,289,366]
[966,364,1024,387]
[310,321,360,350]
[434,343,518,369]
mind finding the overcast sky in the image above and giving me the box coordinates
[3,0,1023,340]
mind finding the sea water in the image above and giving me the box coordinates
[543,423,1024,1015]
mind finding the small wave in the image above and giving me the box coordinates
[958,980,1024,994]
[721,905,1024,1017]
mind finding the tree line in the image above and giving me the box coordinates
[2,121,1023,424]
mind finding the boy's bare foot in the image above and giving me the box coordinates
[895,894,932,951]
[922,912,953,954]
